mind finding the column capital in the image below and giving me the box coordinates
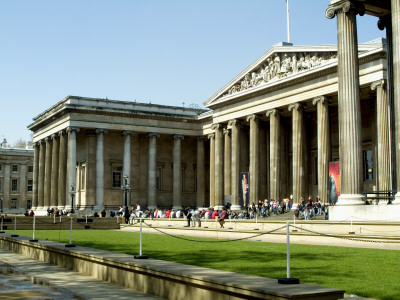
[67,127,80,133]
[95,128,108,135]
[266,108,281,118]
[245,114,260,122]
[172,134,184,140]
[44,136,51,142]
[312,96,331,106]
[228,119,241,128]
[325,0,365,19]
[147,132,160,139]
[377,14,391,31]
[207,133,215,140]
[288,103,304,112]
[223,128,231,136]
[51,133,58,140]
[196,136,206,142]
[58,130,66,137]
[371,79,386,91]
[211,123,224,131]
[121,130,134,136]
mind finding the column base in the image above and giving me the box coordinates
[230,205,241,211]
[147,205,157,210]
[214,205,224,211]
[392,192,400,204]
[172,206,182,210]
[336,194,365,206]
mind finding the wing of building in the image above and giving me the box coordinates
[21,1,400,220]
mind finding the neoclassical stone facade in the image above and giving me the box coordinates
[26,1,399,216]
[0,146,34,212]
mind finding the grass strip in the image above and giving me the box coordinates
[5,229,399,300]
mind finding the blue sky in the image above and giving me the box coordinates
[0,0,384,146]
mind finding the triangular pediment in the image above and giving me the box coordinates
[204,40,384,108]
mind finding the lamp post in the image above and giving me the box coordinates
[121,176,130,207]
[70,184,75,214]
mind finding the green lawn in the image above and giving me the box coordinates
[6,229,400,300]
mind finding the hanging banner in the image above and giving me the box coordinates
[328,161,340,204]
[239,172,249,209]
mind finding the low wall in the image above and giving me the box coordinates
[0,234,345,300]
[329,205,400,221]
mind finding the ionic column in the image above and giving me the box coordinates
[196,137,206,208]
[208,133,215,207]
[313,96,331,204]
[246,114,260,205]
[326,1,365,205]
[50,134,59,207]
[228,120,241,211]
[32,142,39,209]
[212,124,224,207]
[44,136,52,208]
[391,0,400,203]
[371,81,391,194]
[223,128,231,197]
[67,127,80,210]
[122,130,134,207]
[289,103,305,206]
[95,128,107,211]
[58,131,67,208]
[38,140,45,209]
[266,109,281,201]
[147,133,159,209]
[378,13,396,197]
[122,131,134,179]
[172,135,184,209]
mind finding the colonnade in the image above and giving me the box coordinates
[326,0,398,204]
[32,127,207,211]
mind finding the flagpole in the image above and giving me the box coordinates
[286,0,291,43]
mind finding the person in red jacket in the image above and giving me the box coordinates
[218,207,228,228]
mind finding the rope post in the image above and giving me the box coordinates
[86,215,88,224]
[228,215,233,230]
[60,215,62,223]
[254,213,259,230]
[204,216,208,228]
[278,222,299,284]
[349,217,355,234]
[30,216,38,242]
[0,215,4,233]
[292,215,298,232]
[11,216,19,237]
[168,215,172,227]
[134,218,148,259]
[53,214,56,224]
[65,217,76,247]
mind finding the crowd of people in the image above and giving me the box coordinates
[29,196,329,223]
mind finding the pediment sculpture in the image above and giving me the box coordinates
[223,51,337,98]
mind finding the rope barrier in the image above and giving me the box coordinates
[290,224,400,244]
[141,220,287,243]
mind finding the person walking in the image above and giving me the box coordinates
[218,207,228,228]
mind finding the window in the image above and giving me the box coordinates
[0,165,2,172]
[28,165,33,172]
[0,179,2,192]
[80,164,86,190]
[314,156,318,185]
[11,198,17,209]
[12,165,18,172]
[26,199,32,209]
[12,179,18,191]
[156,167,162,191]
[27,179,33,192]
[363,150,373,181]
[112,167,122,188]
